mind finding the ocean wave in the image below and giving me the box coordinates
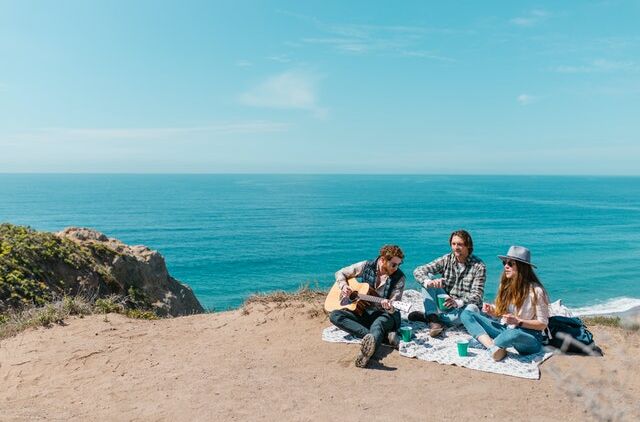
[569,297,640,316]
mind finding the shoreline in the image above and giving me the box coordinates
[609,305,640,319]
[573,302,640,319]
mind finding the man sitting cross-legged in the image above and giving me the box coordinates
[328,244,405,368]
[410,230,485,336]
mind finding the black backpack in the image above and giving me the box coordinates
[544,315,596,354]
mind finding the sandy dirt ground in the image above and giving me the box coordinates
[1,298,639,422]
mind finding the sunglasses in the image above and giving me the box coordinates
[389,261,403,268]
[502,260,517,267]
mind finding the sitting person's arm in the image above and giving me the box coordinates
[413,255,446,288]
[505,287,549,331]
[335,261,366,296]
[514,317,547,331]
[482,302,496,317]
[383,275,405,313]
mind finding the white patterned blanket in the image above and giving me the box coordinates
[322,289,553,380]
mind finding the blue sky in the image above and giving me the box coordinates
[1,0,639,174]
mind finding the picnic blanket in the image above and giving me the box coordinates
[322,289,554,380]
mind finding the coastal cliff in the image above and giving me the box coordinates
[0,224,203,316]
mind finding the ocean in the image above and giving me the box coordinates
[1,174,639,314]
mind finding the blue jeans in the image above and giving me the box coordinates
[460,308,544,355]
[421,287,479,326]
[329,307,399,347]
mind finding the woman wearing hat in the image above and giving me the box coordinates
[460,245,550,361]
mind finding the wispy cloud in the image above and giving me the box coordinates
[235,60,253,67]
[266,54,292,63]
[510,9,549,27]
[6,122,291,142]
[517,94,537,105]
[400,50,456,62]
[281,11,454,60]
[301,23,443,57]
[239,70,326,117]
[553,59,639,73]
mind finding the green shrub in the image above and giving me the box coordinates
[35,304,62,327]
[127,285,152,309]
[94,296,125,314]
[0,224,95,307]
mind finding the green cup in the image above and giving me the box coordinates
[437,294,450,310]
[400,326,413,342]
[457,339,469,357]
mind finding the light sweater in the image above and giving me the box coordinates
[505,285,550,326]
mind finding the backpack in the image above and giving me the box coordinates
[544,315,595,354]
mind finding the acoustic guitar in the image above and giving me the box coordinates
[324,278,412,315]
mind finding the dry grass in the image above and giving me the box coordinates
[583,315,621,328]
[549,321,640,421]
[0,296,92,340]
[620,315,640,332]
[243,283,326,306]
[241,283,327,318]
[0,294,160,340]
[584,315,640,332]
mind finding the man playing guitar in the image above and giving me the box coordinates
[328,244,406,368]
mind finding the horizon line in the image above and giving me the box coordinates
[0,172,639,177]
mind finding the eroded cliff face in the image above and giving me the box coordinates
[0,224,204,316]
[58,227,204,316]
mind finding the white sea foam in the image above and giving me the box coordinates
[569,297,640,316]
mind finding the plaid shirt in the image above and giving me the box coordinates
[413,253,486,306]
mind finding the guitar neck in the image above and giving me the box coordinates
[355,293,411,313]
[358,294,386,304]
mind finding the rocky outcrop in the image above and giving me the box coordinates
[0,224,204,316]
[57,228,204,316]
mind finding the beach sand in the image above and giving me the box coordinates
[1,298,639,421]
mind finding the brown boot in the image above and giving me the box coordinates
[490,346,507,361]
[355,334,376,368]
[426,313,444,337]
[408,311,428,323]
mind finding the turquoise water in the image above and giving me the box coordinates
[1,174,639,313]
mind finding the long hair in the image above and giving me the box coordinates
[494,260,547,316]
[449,229,473,255]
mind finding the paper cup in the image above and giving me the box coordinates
[437,294,450,310]
[457,339,470,357]
[400,326,413,342]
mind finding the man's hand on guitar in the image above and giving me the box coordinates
[381,299,393,311]
[340,284,352,299]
